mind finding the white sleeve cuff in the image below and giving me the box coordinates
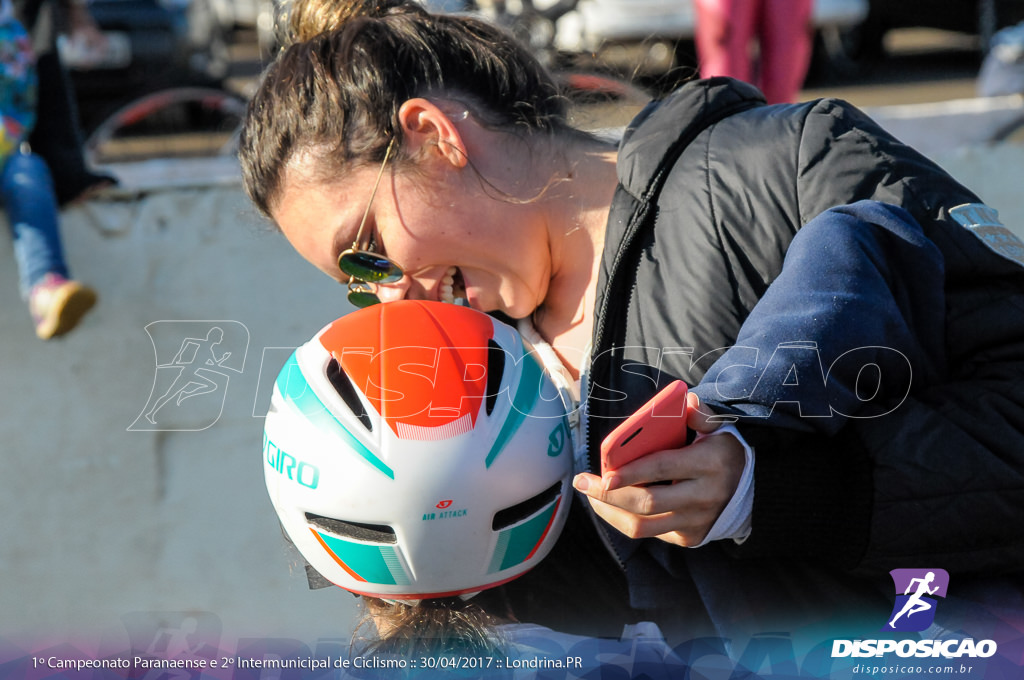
[691,424,754,547]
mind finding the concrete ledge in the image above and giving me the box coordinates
[866,94,1024,158]
[99,155,244,195]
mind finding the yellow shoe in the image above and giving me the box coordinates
[28,273,98,340]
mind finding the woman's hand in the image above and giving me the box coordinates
[573,392,746,547]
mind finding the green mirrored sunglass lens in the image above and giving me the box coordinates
[339,251,402,283]
[348,290,381,308]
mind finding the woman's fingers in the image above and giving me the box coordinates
[686,391,722,434]
[599,432,734,490]
[581,489,716,548]
[573,431,746,546]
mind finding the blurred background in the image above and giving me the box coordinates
[2,0,1024,666]
[65,0,1024,162]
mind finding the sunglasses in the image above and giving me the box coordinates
[338,138,404,308]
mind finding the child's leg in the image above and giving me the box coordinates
[694,0,758,84]
[758,0,814,103]
[3,150,96,339]
[3,150,69,297]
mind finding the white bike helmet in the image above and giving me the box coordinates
[263,300,573,601]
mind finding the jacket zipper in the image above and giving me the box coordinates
[583,96,758,570]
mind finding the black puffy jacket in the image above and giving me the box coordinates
[584,77,1024,632]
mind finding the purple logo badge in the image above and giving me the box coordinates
[883,568,950,632]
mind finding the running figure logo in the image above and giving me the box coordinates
[120,611,221,680]
[129,321,249,431]
[883,568,950,632]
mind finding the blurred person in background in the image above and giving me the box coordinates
[1,0,97,339]
[13,0,116,205]
[694,0,814,103]
[978,20,1024,97]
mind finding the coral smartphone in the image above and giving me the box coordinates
[600,380,691,475]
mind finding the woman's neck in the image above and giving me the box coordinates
[532,144,618,380]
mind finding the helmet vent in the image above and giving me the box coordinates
[305,512,397,544]
[492,482,561,530]
[326,358,372,432]
[485,339,505,416]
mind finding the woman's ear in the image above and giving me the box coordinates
[397,98,469,169]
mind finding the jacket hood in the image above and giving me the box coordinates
[617,77,766,200]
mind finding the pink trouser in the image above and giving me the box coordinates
[694,0,815,104]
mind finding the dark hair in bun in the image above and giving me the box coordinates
[239,0,567,216]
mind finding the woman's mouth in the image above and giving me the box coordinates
[440,266,468,306]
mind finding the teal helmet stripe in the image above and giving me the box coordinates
[276,352,394,479]
[484,352,543,468]
[380,549,408,584]
[315,530,410,585]
[487,498,560,573]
